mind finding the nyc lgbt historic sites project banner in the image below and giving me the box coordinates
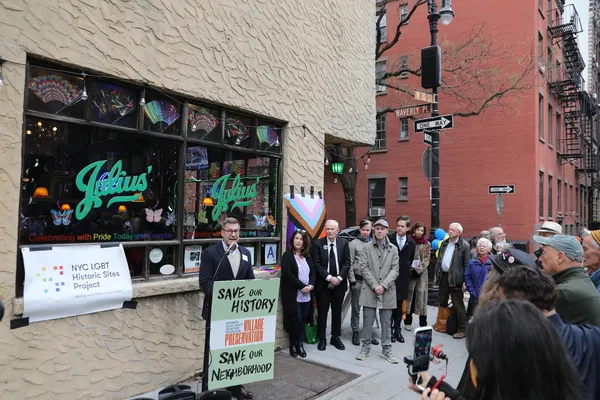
[209,278,280,390]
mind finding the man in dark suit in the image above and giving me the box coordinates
[388,215,416,343]
[311,219,351,351]
[199,217,254,400]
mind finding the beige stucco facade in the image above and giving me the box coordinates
[0,0,374,399]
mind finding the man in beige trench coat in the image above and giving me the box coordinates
[355,219,400,363]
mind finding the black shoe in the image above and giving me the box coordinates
[297,344,307,358]
[391,327,397,343]
[371,337,379,345]
[330,336,345,350]
[289,343,298,357]
[352,331,360,346]
[239,386,253,400]
[318,339,327,351]
[395,329,405,343]
[419,315,428,327]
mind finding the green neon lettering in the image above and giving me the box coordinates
[211,174,258,220]
[75,160,152,220]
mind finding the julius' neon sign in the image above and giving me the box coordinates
[75,160,152,220]
[211,174,257,220]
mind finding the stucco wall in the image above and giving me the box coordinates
[0,0,374,399]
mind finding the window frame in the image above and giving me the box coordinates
[539,94,544,140]
[376,61,387,94]
[539,171,544,217]
[368,178,386,214]
[374,114,387,150]
[557,178,562,214]
[548,104,553,146]
[400,4,409,24]
[400,118,409,139]
[377,11,387,43]
[548,175,553,218]
[397,177,408,201]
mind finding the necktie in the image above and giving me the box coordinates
[329,243,338,276]
[399,237,404,249]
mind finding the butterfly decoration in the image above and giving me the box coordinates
[144,208,163,223]
[166,212,175,226]
[184,212,196,226]
[267,214,276,226]
[196,209,208,224]
[253,215,267,228]
[51,210,74,226]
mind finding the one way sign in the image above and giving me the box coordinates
[414,114,454,132]
[488,185,515,194]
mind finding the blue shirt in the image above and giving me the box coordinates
[548,313,600,400]
[590,269,600,294]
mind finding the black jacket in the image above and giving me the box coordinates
[310,237,351,293]
[199,242,255,319]
[388,233,416,301]
[435,238,471,288]
[280,251,316,338]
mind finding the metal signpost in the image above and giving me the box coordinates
[489,185,515,227]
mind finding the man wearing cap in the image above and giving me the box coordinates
[356,219,400,364]
[582,229,600,293]
[535,234,600,327]
[534,222,563,268]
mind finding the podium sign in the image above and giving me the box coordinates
[208,278,280,390]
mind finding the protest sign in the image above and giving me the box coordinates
[208,278,280,390]
[22,244,133,323]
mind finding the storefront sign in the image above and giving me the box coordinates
[21,244,133,323]
[75,160,152,220]
[184,245,202,273]
[209,279,280,390]
[211,174,257,220]
[264,243,277,265]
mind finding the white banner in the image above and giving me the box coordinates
[22,244,133,323]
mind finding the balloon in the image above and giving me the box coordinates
[432,239,441,250]
[444,234,450,241]
[435,228,446,240]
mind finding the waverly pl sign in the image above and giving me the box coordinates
[75,160,152,220]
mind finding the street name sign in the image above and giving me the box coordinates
[414,89,436,103]
[488,185,515,194]
[395,104,432,118]
[414,115,454,132]
[423,131,432,145]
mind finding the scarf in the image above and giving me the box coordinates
[410,234,429,245]
[477,254,489,265]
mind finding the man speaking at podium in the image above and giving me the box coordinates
[200,217,255,399]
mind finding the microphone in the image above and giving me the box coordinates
[225,241,237,256]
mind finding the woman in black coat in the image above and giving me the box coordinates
[281,230,315,358]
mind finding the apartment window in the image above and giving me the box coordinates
[539,0,543,11]
[548,176,553,218]
[374,114,387,150]
[376,61,387,93]
[576,187,580,216]
[399,55,409,79]
[398,177,408,201]
[547,0,551,13]
[557,179,562,214]
[539,94,544,139]
[400,118,409,139]
[538,34,544,70]
[539,171,544,217]
[377,12,387,42]
[547,46,552,78]
[548,104,553,145]
[565,182,569,214]
[556,113,561,150]
[368,178,386,215]
[570,184,574,213]
[580,185,584,218]
[400,4,409,23]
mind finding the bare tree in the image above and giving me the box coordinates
[330,0,536,227]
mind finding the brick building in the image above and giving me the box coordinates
[325,0,599,246]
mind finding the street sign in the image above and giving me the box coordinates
[423,131,432,145]
[395,104,432,118]
[496,193,504,215]
[422,147,432,181]
[414,114,454,132]
[414,89,436,103]
[488,185,515,194]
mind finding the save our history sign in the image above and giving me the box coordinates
[208,278,280,390]
[21,244,133,323]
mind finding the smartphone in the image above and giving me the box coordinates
[411,326,433,374]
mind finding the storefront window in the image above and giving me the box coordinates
[187,103,221,142]
[91,80,139,128]
[256,121,282,153]
[27,66,86,119]
[225,113,253,149]
[142,90,183,135]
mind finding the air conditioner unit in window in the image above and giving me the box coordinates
[369,207,386,217]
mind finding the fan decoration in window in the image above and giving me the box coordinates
[144,100,181,132]
[226,119,250,145]
[28,75,83,113]
[256,125,280,148]
[92,84,137,126]
[208,162,220,179]
[188,108,217,133]
[223,160,245,177]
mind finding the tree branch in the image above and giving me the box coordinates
[376,0,427,59]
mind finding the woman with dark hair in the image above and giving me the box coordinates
[412,300,582,400]
[281,230,315,358]
[405,221,430,330]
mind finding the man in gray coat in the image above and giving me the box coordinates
[356,219,400,363]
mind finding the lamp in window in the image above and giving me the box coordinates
[203,196,214,207]
[33,187,50,199]
[118,205,127,212]
[60,204,71,211]
[132,192,145,202]
[331,162,344,175]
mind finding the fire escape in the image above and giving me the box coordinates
[547,4,587,164]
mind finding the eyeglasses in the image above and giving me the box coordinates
[223,229,240,234]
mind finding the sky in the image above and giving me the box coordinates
[573,0,590,89]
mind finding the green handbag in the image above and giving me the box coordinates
[304,323,318,344]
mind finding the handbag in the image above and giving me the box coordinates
[304,323,318,344]
[433,306,451,333]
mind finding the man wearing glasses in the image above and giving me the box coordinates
[199,217,255,399]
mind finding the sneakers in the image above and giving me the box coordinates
[404,324,412,332]
[453,332,466,339]
[380,353,399,364]
[355,352,368,361]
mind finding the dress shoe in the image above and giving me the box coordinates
[394,329,405,343]
[391,327,397,343]
[239,386,253,400]
[289,343,298,357]
[352,331,360,346]
[297,344,307,358]
[371,337,379,345]
[330,336,345,350]
[317,339,327,351]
